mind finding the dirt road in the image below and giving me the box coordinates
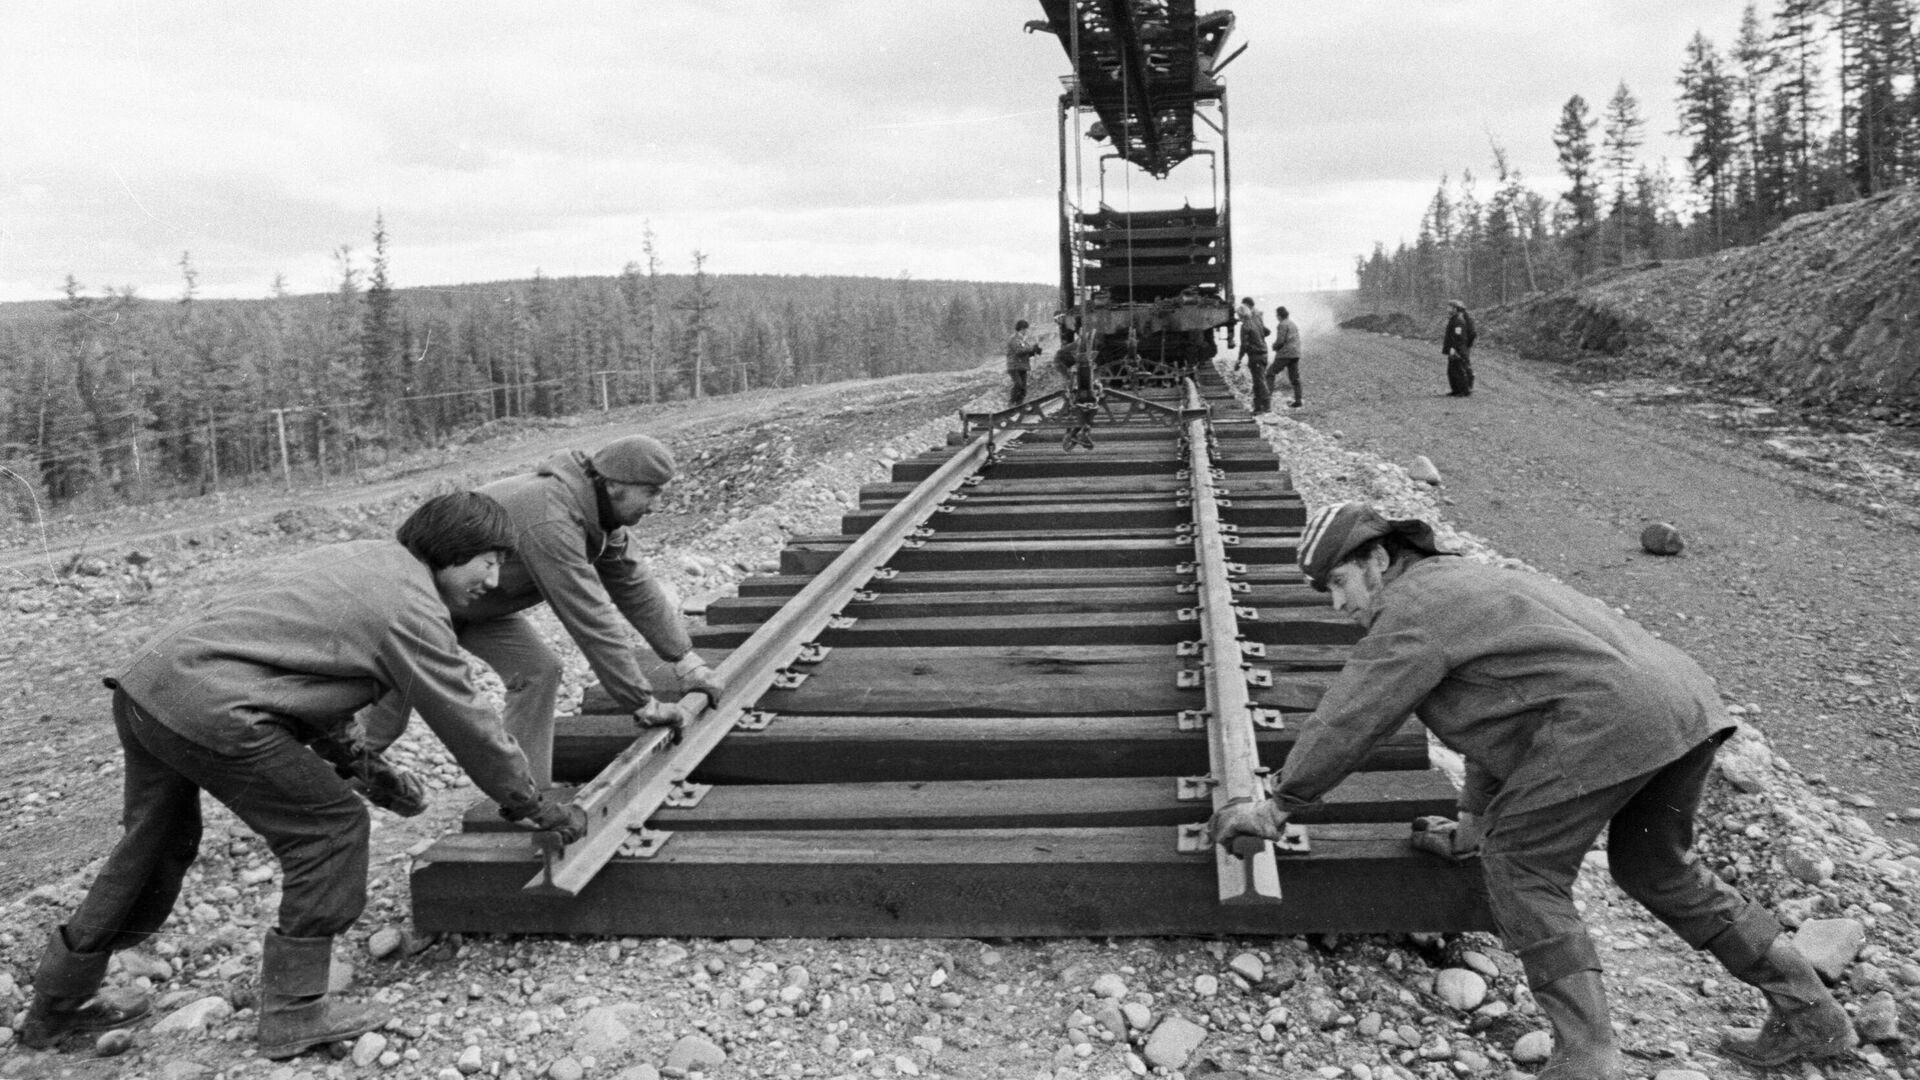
[1291,327,1920,835]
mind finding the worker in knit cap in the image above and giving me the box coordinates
[361,434,722,787]
[1209,502,1854,1079]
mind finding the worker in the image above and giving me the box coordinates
[1235,296,1271,413]
[18,492,584,1060]
[361,434,722,787]
[1270,305,1303,408]
[1005,319,1043,406]
[1209,502,1855,1077]
[1443,299,1477,397]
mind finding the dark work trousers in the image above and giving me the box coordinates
[61,689,370,958]
[1446,350,1474,395]
[1478,732,1778,989]
[1244,352,1271,412]
[1007,369,1029,407]
[1269,357,1302,403]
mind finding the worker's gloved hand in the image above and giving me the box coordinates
[523,799,588,844]
[1411,811,1483,861]
[674,652,724,704]
[358,757,429,817]
[1206,798,1290,852]
[633,696,688,733]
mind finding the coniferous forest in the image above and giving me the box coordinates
[1355,0,1920,310]
[0,219,1051,518]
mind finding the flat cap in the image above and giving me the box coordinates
[1298,502,1447,591]
[590,434,676,486]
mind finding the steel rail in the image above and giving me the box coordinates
[524,420,1021,895]
[1182,378,1283,904]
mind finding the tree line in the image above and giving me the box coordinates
[1355,0,1920,310]
[0,219,1050,518]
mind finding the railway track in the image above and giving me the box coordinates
[410,366,1492,937]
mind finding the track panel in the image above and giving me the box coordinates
[413,370,1496,936]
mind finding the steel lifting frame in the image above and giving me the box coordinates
[1179,378,1288,904]
[524,424,1011,895]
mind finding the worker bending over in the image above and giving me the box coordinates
[363,434,722,786]
[1209,502,1854,1079]
[20,493,583,1060]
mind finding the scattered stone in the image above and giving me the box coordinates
[614,1066,662,1080]
[1781,848,1834,884]
[547,1056,585,1080]
[1794,919,1867,982]
[113,950,173,981]
[1652,1072,1711,1080]
[367,927,408,960]
[1092,973,1128,999]
[1228,952,1264,983]
[1142,1015,1207,1070]
[893,1054,921,1075]
[664,1034,726,1071]
[94,1027,135,1056]
[1857,991,1901,1043]
[151,995,232,1034]
[1408,455,1441,485]
[1512,1030,1553,1063]
[1435,968,1487,1012]
[457,1044,485,1074]
[159,1063,214,1080]
[1460,950,1499,980]
[343,1030,387,1067]
[1640,522,1685,555]
[1193,973,1218,997]
[1121,1001,1152,1031]
[574,1005,635,1059]
[726,938,755,954]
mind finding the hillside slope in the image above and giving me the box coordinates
[1491,185,1920,414]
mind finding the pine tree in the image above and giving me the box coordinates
[1771,0,1831,210]
[1677,32,1741,247]
[1602,82,1647,264]
[676,250,716,399]
[362,213,402,448]
[1552,95,1602,276]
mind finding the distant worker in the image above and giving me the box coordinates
[361,435,724,787]
[18,493,584,1060]
[1005,319,1043,406]
[1235,296,1272,413]
[1209,502,1856,1079]
[1050,311,1081,389]
[1270,305,1303,409]
[1443,299,1477,397]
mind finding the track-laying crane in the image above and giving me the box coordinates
[1027,1,1241,385]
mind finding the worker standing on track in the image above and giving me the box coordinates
[361,435,723,788]
[1209,502,1856,1079]
[1005,319,1043,406]
[1235,296,1272,413]
[1443,299,1477,397]
[1270,305,1303,409]
[18,492,585,1061]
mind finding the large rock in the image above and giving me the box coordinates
[1408,455,1442,485]
[1512,1030,1552,1063]
[1142,1015,1207,1070]
[1794,918,1867,982]
[1640,522,1685,555]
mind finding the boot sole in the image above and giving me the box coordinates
[260,1023,384,1061]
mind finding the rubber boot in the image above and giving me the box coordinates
[257,931,388,1060]
[17,926,151,1050]
[1720,934,1858,1067]
[1532,970,1625,1080]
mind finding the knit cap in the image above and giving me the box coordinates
[590,435,676,485]
[1298,502,1446,591]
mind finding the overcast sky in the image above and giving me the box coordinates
[0,2,1751,304]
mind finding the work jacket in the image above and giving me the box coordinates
[1273,557,1734,820]
[1273,318,1302,360]
[118,541,540,815]
[1005,330,1040,372]
[1238,308,1270,356]
[470,450,692,710]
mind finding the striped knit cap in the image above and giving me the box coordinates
[1298,502,1447,591]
